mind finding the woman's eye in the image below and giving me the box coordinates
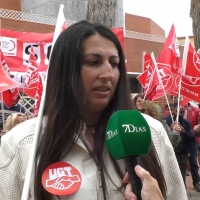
[88,60,98,66]
[111,62,119,68]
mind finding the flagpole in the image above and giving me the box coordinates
[21,4,65,200]
[152,53,174,123]
[176,36,189,122]
[15,72,25,114]
[176,77,182,122]
[0,21,4,131]
[0,92,5,130]
[17,88,27,114]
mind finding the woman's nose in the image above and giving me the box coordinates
[99,62,114,81]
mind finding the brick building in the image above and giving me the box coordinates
[0,1,186,107]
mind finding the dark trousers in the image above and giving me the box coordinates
[175,153,188,186]
[189,142,200,184]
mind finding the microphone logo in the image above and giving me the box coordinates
[122,124,146,133]
[107,129,118,140]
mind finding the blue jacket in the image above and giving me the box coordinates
[163,115,195,155]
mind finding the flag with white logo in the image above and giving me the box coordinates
[0,50,20,93]
[157,24,182,75]
[24,46,40,98]
[0,49,20,107]
[182,37,200,78]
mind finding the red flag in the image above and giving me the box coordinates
[32,75,43,117]
[0,50,20,107]
[142,52,151,71]
[182,37,200,77]
[0,52,20,93]
[152,63,174,100]
[146,85,157,101]
[157,24,182,74]
[24,47,40,98]
[180,96,190,108]
[181,75,200,102]
[144,53,159,100]
[169,74,200,102]
[137,69,157,100]
[138,52,174,100]
[137,70,148,88]
[112,27,124,51]
[137,52,151,88]
[168,74,181,96]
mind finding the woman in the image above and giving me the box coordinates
[4,113,26,134]
[132,93,144,109]
[138,100,181,148]
[0,21,184,200]
[0,113,26,137]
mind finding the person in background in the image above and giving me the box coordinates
[164,103,174,117]
[2,113,26,136]
[184,102,200,191]
[138,100,181,148]
[164,103,198,189]
[193,124,200,171]
[132,93,144,109]
[0,20,187,200]
[0,95,26,133]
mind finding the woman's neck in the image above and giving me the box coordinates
[81,110,103,126]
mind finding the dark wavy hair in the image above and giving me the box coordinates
[34,20,166,199]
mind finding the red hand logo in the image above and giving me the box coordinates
[46,175,80,190]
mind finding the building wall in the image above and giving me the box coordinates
[150,20,165,36]
[0,0,20,11]
[125,37,184,73]
[125,13,165,36]
[125,14,151,34]
[125,38,164,72]
[1,18,54,33]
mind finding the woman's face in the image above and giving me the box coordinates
[136,97,143,109]
[14,116,25,127]
[81,34,120,112]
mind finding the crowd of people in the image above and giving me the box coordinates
[133,94,200,192]
[0,20,199,200]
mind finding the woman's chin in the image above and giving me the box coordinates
[91,100,110,112]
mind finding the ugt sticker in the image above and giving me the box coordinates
[42,162,82,196]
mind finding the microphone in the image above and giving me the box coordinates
[106,110,151,200]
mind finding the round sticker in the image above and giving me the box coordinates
[42,162,82,196]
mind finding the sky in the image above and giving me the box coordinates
[123,0,193,37]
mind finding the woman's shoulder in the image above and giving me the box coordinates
[0,117,38,167]
[141,113,163,131]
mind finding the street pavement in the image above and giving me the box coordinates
[186,175,200,200]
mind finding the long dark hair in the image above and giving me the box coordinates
[34,20,166,199]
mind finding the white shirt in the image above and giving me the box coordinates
[0,115,187,200]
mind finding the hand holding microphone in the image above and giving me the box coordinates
[123,165,165,200]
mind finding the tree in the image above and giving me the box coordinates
[190,0,200,50]
[86,0,117,28]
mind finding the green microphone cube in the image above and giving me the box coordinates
[106,110,151,160]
